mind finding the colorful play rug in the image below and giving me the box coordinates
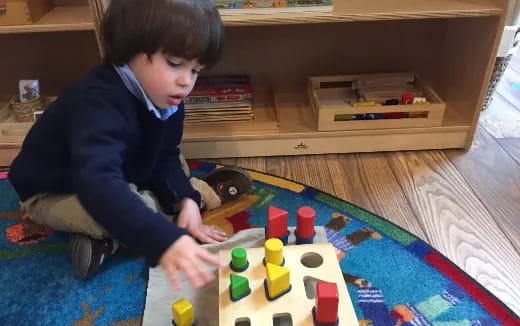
[0,162,519,326]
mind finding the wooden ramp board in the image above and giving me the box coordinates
[218,243,358,325]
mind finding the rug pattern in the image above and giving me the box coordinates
[0,164,519,326]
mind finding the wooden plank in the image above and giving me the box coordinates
[479,93,520,138]
[497,137,520,164]
[210,157,267,173]
[0,31,101,97]
[0,6,94,34]
[219,0,502,26]
[443,125,520,253]
[181,129,469,158]
[264,155,336,195]
[324,153,429,240]
[427,16,507,148]
[332,0,502,15]
[0,144,20,167]
[387,149,520,314]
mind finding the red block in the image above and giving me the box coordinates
[315,282,339,324]
[401,92,414,105]
[296,206,315,238]
[266,205,288,239]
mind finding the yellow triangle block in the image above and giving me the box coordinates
[266,263,290,298]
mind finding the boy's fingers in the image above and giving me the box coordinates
[165,265,181,290]
[187,256,216,285]
[198,248,226,268]
[193,229,218,244]
[212,225,226,235]
[210,232,227,242]
[182,263,205,288]
[210,226,227,238]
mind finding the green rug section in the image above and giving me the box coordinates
[316,193,416,245]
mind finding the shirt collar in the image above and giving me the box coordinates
[113,64,178,121]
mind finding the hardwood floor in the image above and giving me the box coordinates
[212,48,520,316]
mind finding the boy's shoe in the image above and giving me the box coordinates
[69,234,114,279]
[198,166,252,204]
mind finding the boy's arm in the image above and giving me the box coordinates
[146,104,201,214]
[67,93,186,266]
[146,141,201,214]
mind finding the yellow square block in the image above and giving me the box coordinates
[266,262,290,298]
[171,298,194,326]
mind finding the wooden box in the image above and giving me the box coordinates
[0,0,53,26]
[308,73,446,131]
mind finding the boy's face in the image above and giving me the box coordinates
[128,52,204,109]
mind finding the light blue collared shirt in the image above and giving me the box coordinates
[113,64,178,121]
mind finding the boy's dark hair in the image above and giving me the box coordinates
[101,0,224,68]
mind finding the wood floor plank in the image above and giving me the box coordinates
[264,155,336,195]
[212,157,267,173]
[445,126,520,254]
[325,153,429,240]
[387,150,520,314]
[497,137,520,165]
[480,93,520,138]
[496,65,520,112]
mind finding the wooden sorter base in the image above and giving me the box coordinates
[218,243,358,325]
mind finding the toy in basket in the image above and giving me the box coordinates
[8,80,56,122]
[307,72,446,131]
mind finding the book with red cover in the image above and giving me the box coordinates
[185,75,252,107]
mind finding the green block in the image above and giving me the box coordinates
[231,248,248,270]
[230,274,250,301]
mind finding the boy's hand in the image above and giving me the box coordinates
[159,235,226,290]
[177,198,227,244]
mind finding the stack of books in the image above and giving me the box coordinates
[184,75,253,124]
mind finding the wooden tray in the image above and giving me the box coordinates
[308,73,446,131]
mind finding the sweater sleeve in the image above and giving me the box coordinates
[67,92,187,266]
[146,104,201,214]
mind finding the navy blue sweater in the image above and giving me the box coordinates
[8,64,201,266]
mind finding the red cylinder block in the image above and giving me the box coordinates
[296,206,315,238]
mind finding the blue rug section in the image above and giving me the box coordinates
[0,250,147,326]
[0,179,148,326]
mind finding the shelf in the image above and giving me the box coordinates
[183,91,471,141]
[0,91,471,148]
[0,6,94,34]
[179,95,471,158]
[220,0,502,26]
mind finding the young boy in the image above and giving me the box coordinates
[8,0,252,290]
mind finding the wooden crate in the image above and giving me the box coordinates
[0,0,53,26]
[308,73,446,131]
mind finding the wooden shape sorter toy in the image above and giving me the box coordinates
[218,243,358,325]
